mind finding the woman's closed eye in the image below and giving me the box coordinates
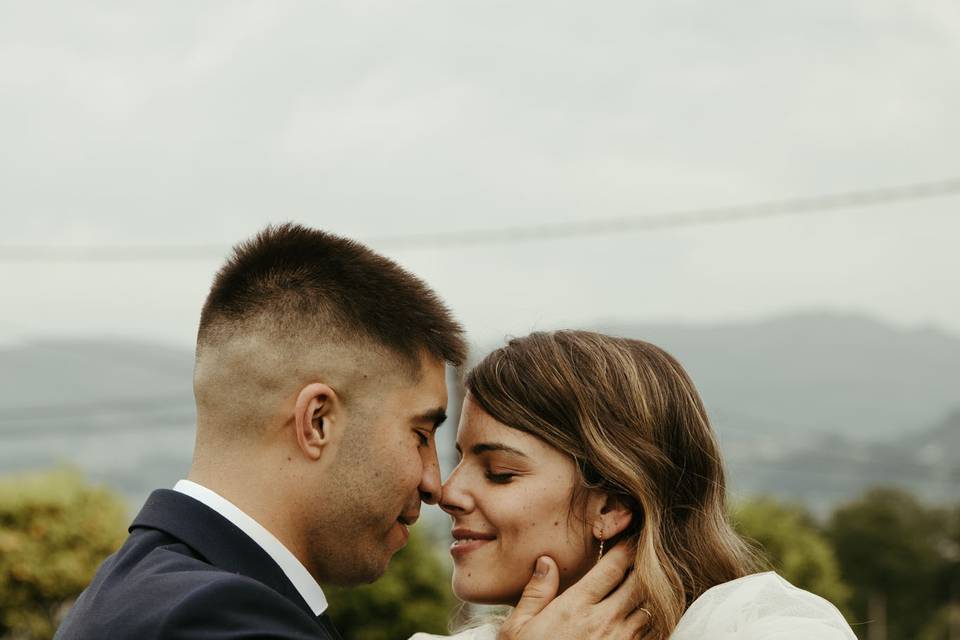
[485,470,516,484]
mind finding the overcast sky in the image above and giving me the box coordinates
[1,1,959,349]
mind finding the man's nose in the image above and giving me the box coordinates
[418,447,442,505]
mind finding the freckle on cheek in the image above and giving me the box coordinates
[553,521,559,526]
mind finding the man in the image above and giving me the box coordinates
[56,224,645,639]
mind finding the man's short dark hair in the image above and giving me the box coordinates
[197,223,466,367]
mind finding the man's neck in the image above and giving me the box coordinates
[186,467,303,559]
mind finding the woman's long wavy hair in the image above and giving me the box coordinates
[465,330,759,638]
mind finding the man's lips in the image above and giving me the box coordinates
[397,512,420,527]
[450,527,497,557]
[393,513,418,546]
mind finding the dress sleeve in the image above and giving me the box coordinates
[409,624,499,640]
[670,573,858,640]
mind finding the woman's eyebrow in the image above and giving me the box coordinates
[471,442,528,458]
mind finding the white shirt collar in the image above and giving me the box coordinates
[173,479,329,616]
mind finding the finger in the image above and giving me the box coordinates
[508,556,560,623]
[625,604,653,631]
[601,569,646,618]
[571,542,635,604]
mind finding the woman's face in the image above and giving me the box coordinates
[439,397,595,605]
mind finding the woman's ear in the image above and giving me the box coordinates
[293,382,340,461]
[592,494,633,540]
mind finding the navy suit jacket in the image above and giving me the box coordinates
[55,489,343,640]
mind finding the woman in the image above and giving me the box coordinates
[413,331,855,639]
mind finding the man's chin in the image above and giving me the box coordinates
[315,525,407,585]
[322,557,390,586]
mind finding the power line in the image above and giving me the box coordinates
[367,176,960,250]
[1,176,958,262]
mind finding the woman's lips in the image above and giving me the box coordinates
[450,537,494,558]
[450,528,496,558]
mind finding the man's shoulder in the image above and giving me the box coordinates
[56,529,324,640]
[151,571,324,639]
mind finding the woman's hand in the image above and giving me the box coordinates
[497,544,655,640]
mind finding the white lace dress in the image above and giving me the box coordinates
[410,572,856,640]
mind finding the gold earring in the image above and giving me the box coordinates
[597,529,605,563]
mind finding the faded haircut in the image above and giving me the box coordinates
[197,223,467,368]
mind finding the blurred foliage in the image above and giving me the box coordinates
[324,525,455,640]
[0,469,127,640]
[732,497,851,612]
[3,466,958,640]
[827,488,955,640]
[917,604,960,640]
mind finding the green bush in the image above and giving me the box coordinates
[0,469,127,640]
[917,604,960,640]
[325,525,455,640]
[828,488,951,640]
[732,497,851,612]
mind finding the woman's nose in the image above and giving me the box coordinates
[439,463,472,515]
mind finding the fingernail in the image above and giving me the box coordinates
[534,557,548,577]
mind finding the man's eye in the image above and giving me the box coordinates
[485,471,515,484]
[416,431,430,446]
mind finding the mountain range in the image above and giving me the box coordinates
[1,311,957,516]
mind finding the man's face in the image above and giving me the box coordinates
[310,353,448,585]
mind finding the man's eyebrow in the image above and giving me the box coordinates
[471,442,528,458]
[412,407,448,431]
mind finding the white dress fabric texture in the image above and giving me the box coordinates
[409,624,497,640]
[409,573,856,640]
[670,572,857,639]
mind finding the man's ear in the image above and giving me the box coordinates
[293,382,340,461]
[591,493,633,541]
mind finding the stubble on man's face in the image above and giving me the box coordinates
[303,357,446,585]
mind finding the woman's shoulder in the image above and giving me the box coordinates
[670,572,857,639]
[409,623,498,640]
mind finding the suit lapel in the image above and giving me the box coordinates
[317,613,345,640]
[130,489,317,621]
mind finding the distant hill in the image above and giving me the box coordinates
[596,312,960,442]
[0,339,196,506]
[0,338,194,408]
[903,408,960,468]
[1,312,957,514]
[724,407,960,515]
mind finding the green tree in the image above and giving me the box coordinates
[827,488,950,640]
[731,497,851,612]
[921,505,960,640]
[325,525,455,640]
[917,603,960,640]
[0,469,127,640]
